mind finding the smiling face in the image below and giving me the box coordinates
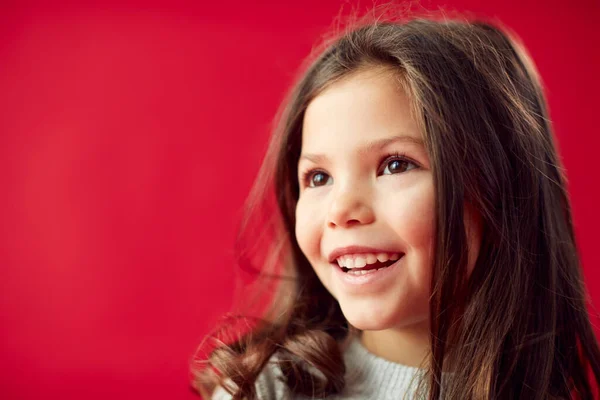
[294,67,436,331]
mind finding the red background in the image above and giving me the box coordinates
[1,1,599,399]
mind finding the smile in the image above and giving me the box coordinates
[330,253,405,291]
[335,252,402,273]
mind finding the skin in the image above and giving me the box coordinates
[294,66,481,367]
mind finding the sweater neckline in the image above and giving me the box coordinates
[341,336,426,398]
[346,336,424,372]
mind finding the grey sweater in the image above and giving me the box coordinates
[211,338,425,399]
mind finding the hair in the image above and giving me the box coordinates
[190,8,600,400]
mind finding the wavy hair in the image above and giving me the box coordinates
[190,10,600,400]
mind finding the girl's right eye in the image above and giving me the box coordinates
[303,170,332,188]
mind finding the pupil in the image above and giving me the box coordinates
[390,160,405,173]
[313,173,325,185]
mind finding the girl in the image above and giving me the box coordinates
[191,11,600,400]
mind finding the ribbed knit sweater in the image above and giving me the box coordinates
[211,338,426,399]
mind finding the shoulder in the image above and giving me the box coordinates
[210,353,293,400]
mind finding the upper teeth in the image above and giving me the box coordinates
[336,253,401,269]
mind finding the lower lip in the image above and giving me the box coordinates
[332,256,404,292]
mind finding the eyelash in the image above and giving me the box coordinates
[300,152,419,189]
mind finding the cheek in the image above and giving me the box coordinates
[294,197,322,260]
[383,179,436,249]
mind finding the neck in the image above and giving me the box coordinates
[360,321,430,367]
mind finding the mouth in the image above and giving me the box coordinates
[332,253,405,275]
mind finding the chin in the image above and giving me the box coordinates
[339,299,404,331]
[337,295,429,332]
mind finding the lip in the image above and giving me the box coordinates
[327,245,403,263]
[332,254,404,293]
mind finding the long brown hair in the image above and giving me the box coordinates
[190,10,600,400]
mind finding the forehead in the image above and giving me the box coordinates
[302,67,422,152]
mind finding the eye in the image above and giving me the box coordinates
[303,170,332,188]
[300,153,419,189]
[380,154,419,175]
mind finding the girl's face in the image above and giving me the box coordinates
[295,67,480,331]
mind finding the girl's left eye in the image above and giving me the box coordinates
[380,154,419,175]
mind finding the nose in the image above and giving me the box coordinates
[327,186,375,229]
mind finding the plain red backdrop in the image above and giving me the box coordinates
[1,1,599,399]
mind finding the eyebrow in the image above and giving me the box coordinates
[299,134,424,164]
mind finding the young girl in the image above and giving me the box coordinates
[191,11,600,400]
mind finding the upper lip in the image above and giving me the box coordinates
[327,245,404,263]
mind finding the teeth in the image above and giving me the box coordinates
[376,253,390,262]
[347,267,387,275]
[354,256,367,268]
[335,252,402,269]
